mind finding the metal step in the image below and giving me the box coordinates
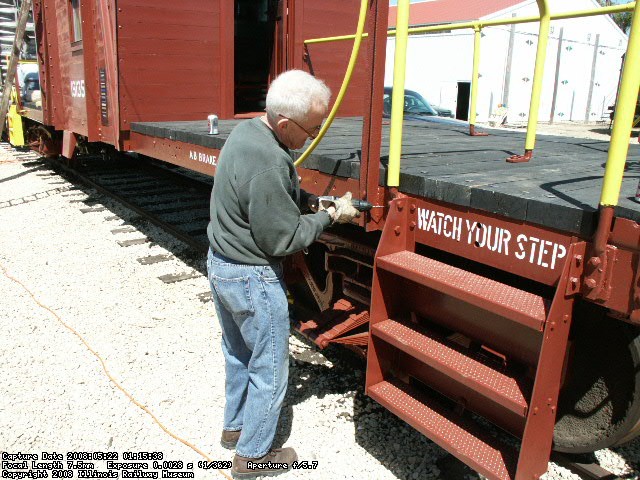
[371,319,529,416]
[376,251,547,331]
[368,379,517,480]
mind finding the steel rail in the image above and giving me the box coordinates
[303,3,636,44]
[51,158,209,253]
[294,0,369,167]
[386,0,410,187]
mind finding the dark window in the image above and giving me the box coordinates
[70,0,82,43]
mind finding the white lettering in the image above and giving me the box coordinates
[189,150,217,166]
[515,234,527,260]
[70,80,86,98]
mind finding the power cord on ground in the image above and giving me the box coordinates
[1,263,232,480]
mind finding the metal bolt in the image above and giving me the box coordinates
[575,255,583,266]
[533,407,538,415]
[570,277,578,289]
[409,221,416,230]
[589,257,601,267]
[394,226,401,236]
[397,203,404,212]
[585,278,597,289]
[563,314,569,323]
[549,321,556,331]
[410,204,416,213]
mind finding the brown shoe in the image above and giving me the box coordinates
[231,448,297,479]
[220,430,242,450]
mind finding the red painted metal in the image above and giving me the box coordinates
[360,0,389,231]
[129,132,218,177]
[376,251,547,330]
[368,379,518,480]
[469,124,489,136]
[411,198,573,286]
[515,242,582,479]
[506,149,533,163]
[372,319,529,416]
[292,0,368,117]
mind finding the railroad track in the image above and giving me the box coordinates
[55,153,212,253]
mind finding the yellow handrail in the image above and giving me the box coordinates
[387,0,410,187]
[469,24,481,128]
[524,0,551,152]
[601,0,640,207]
[294,0,369,167]
[303,3,636,44]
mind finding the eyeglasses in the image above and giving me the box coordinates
[278,114,322,139]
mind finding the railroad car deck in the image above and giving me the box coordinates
[131,118,640,237]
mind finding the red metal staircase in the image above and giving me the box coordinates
[365,197,582,480]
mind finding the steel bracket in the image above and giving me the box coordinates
[583,245,617,302]
[564,242,587,296]
[629,253,640,323]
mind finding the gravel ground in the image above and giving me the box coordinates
[1,143,640,480]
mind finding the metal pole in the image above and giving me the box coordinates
[503,16,516,108]
[507,0,551,163]
[600,0,640,208]
[387,0,410,188]
[469,25,488,136]
[585,33,600,123]
[549,27,564,124]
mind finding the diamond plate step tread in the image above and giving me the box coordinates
[368,379,517,480]
[377,251,547,331]
[372,319,528,416]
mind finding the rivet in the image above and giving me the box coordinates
[533,407,538,415]
[394,226,401,236]
[585,278,597,289]
[589,257,601,267]
[563,314,569,323]
[549,321,556,331]
[397,203,404,212]
[575,255,583,266]
[409,221,416,230]
[410,204,416,213]
[570,277,578,289]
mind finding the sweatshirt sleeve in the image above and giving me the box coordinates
[245,167,331,258]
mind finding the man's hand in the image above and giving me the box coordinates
[331,192,359,224]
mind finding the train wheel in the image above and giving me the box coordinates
[553,307,640,453]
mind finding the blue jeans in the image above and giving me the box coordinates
[207,248,289,458]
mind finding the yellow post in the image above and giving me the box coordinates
[508,0,551,162]
[525,0,551,151]
[469,25,488,136]
[387,0,410,188]
[600,0,640,207]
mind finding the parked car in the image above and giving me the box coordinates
[383,87,465,126]
[430,104,454,118]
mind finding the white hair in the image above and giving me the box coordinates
[265,70,331,122]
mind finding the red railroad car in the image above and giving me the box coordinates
[15,0,640,479]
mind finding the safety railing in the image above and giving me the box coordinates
[302,0,640,225]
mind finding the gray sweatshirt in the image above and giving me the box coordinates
[207,117,331,265]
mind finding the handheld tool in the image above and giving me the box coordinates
[317,196,373,212]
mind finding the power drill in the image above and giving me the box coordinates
[317,196,373,212]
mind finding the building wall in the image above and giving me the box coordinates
[385,0,628,123]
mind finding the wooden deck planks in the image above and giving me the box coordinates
[131,118,640,236]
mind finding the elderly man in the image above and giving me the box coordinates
[206,69,358,478]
